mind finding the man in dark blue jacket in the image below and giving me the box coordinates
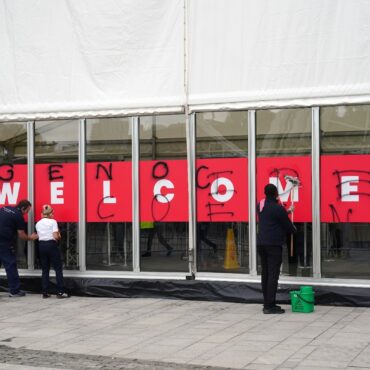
[257,184,296,314]
[0,200,38,297]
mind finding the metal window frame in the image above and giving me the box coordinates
[312,106,321,278]
[187,112,196,276]
[79,119,86,271]
[27,121,35,270]
[132,116,140,272]
[248,110,257,276]
[81,116,137,273]
[14,106,370,287]
[250,107,318,279]
[192,110,252,278]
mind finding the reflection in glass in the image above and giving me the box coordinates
[196,111,249,273]
[256,109,311,157]
[85,118,132,271]
[321,105,370,279]
[139,115,188,272]
[0,122,28,268]
[35,120,79,270]
[256,109,313,277]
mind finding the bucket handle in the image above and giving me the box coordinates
[296,293,314,305]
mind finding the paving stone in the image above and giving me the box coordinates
[0,294,370,369]
[0,344,229,370]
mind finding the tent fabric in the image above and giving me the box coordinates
[2,0,370,119]
[188,0,370,108]
[0,0,184,120]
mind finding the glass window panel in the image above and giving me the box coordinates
[0,121,28,268]
[139,115,188,272]
[320,105,370,279]
[256,109,312,277]
[85,117,132,271]
[196,111,249,273]
[257,109,311,157]
[34,120,79,270]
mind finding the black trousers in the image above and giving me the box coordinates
[38,240,65,294]
[258,244,282,308]
[197,224,217,252]
[143,226,172,252]
[0,244,20,294]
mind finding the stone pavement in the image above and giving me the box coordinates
[0,293,370,370]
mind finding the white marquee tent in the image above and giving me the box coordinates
[1,0,370,120]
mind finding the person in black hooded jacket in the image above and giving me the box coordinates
[257,184,296,314]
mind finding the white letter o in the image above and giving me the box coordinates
[211,177,234,202]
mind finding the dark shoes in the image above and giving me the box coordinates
[56,292,70,299]
[9,291,26,298]
[141,251,151,257]
[42,292,70,299]
[142,248,173,257]
[263,305,285,314]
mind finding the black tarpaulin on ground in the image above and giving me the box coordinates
[0,276,369,307]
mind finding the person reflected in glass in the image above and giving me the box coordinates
[113,223,125,256]
[285,223,313,274]
[198,223,217,254]
[141,221,173,257]
[36,205,70,299]
[197,222,221,268]
[328,223,343,258]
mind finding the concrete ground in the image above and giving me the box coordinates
[0,293,369,370]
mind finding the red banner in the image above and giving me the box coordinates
[0,164,27,205]
[35,163,79,222]
[140,160,188,222]
[2,155,369,223]
[321,154,370,223]
[197,158,248,222]
[257,156,312,222]
[86,162,132,222]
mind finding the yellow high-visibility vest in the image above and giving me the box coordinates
[140,221,154,229]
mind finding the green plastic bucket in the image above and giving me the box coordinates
[290,286,315,313]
